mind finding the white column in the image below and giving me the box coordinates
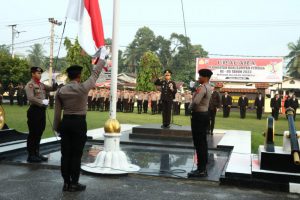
[109,0,120,120]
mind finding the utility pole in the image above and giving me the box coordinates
[8,24,17,58]
[48,18,62,85]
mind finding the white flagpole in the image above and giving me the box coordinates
[109,0,120,120]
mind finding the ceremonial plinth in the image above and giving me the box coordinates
[81,119,140,174]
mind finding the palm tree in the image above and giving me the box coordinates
[286,37,300,78]
[27,43,46,68]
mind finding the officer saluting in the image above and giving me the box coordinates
[25,66,57,163]
[154,69,177,128]
[188,69,213,178]
[53,48,106,192]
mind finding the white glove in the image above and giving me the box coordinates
[99,46,108,60]
[42,99,49,106]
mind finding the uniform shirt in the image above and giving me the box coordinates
[190,83,212,112]
[154,79,177,101]
[143,93,149,101]
[53,60,104,131]
[123,91,129,99]
[137,93,143,101]
[184,93,192,103]
[151,93,158,101]
[25,79,54,107]
[209,91,221,109]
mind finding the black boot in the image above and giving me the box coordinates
[187,169,208,178]
[62,183,70,192]
[36,150,48,162]
[69,183,86,192]
[27,155,42,163]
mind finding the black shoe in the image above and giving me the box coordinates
[62,183,70,192]
[37,154,48,162]
[69,183,86,192]
[161,125,170,129]
[187,169,208,178]
[27,155,42,163]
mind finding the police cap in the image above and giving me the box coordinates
[31,66,43,73]
[198,69,213,78]
[66,65,83,79]
[163,69,172,75]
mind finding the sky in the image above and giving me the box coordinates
[0,0,300,59]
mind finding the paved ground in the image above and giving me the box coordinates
[0,164,299,200]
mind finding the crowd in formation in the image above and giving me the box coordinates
[86,88,193,116]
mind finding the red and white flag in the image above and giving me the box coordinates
[66,0,105,56]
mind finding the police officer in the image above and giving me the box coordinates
[221,92,232,118]
[0,82,3,105]
[8,82,15,105]
[53,49,106,192]
[188,69,212,178]
[208,86,221,135]
[142,92,149,113]
[25,66,57,163]
[137,91,143,114]
[254,92,264,120]
[154,70,177,128]
[289,94,299,120]
[238,93,249,119]
[270,93,281,120]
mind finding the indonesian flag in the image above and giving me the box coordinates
[66,0,105,56]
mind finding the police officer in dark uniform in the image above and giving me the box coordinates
[8,82,15,105]
[254,92,264,120]
[270,93,281,120]
[25,67,57,163]
[208,85,221,135]
[289,94,299,120]
[154,70,177,128]
[238,93,249,119]
[53,48,106,192]
[0,82,4,105]
[221,92,232,118]
[188,69,213,178]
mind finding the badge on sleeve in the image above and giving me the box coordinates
[29,84,33,88]
[196,87,201,94]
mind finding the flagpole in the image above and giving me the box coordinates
[109,0,120,120]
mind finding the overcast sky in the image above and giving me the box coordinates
[0,0,299,58]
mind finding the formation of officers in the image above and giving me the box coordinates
[86,87,193,116]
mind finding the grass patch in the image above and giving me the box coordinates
[2,104,296,153]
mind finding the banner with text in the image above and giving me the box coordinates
[196,58,283,83]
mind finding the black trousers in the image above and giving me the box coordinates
[240,107,246,119]
[223,106,230,118]
[158,100,162,114]
[151,101,157,114]
[256,107,263,119]
[27,105,46,156]
[184,103,190,116]
[191,112,209,171]
[99,97,105,111]
[17,95,23,106]
[162,100,172,126]
[123,99,129,112]
[208,108,217,134]
[272,108,279,120]
[137,100,143,113]
[0,95,2,105]
[87,96,92,110]
[49,95,54,109]
[60,115,87,184]
[9,95,14,105]
[143,100,148,113]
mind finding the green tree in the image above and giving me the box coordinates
[0,45,10,56]
[169,33,208,83]
[286,37,300,78]
[136,51,162,91]
[27,43,46,68]
[155,36,171,69]
[124,27,158,73]
[64,37,92,81]
[0,53,30,87]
